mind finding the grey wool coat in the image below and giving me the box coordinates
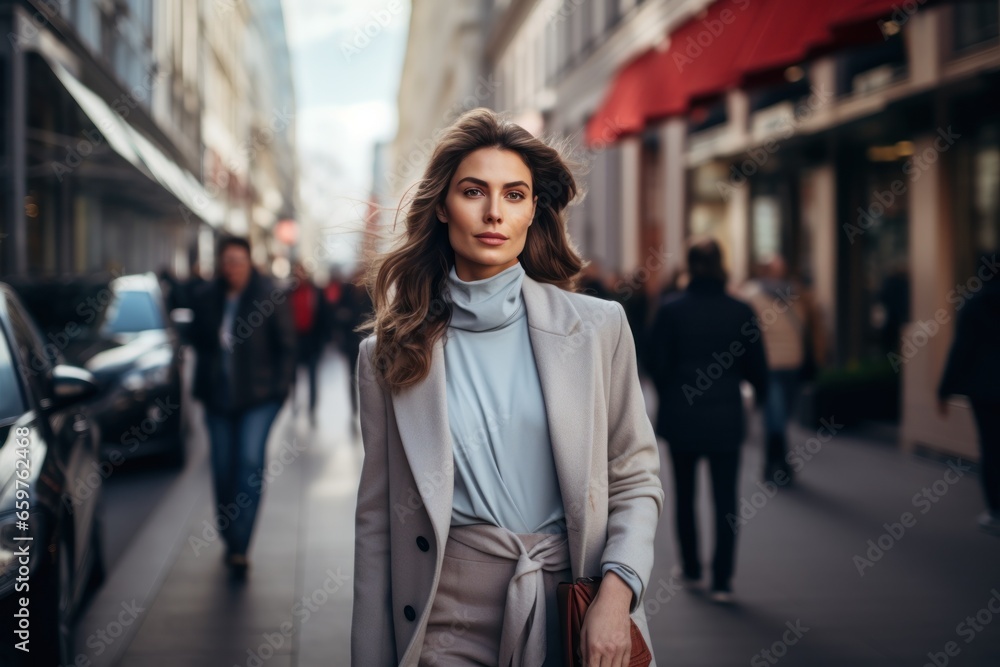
[351,274,665,666]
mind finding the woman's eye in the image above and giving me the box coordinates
[507,191,525,200]
[463,188,483,197]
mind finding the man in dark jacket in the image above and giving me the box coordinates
[938,251,1000,536]
[644,238,769,602]
[190,235,296,575]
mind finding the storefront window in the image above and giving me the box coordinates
[952,1,1000,53]
[836,31,908,96]
[971,124,1000,253]
[840,155,910,363]
[751,195,781,261]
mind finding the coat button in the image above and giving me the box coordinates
[416,536,430,552]
[404,605,416,621]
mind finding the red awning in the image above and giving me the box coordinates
[585,0,924,146]
[584,49,661,147]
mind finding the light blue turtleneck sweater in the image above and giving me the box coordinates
[443,261,641,603]
[443,261,564,534]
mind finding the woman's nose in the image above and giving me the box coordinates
[484,196,503,223]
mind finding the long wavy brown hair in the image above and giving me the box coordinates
[360,107,585,393]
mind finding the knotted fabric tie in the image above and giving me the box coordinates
[447,523,571,667]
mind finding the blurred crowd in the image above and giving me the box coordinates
[150,234,997,590]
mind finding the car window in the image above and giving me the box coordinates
[1,292,53,414]
[0,326,27,422]
[101,290,164,334]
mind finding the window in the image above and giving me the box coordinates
[3,292,55,409]
[688,98,728,133]
[0,326,26,423]
[836,31,908,96]
[605,0,620,32]
[953,1,1000,52]
[100,291,164,334]
[971,125,1000,252]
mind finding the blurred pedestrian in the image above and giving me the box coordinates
[177,259,207,310]
[289,262,327,424]
[189,235,296,576]
[742,255,819,483]
[157,266,183,312]
[645,238,768,603]
[938,250,1000,536]
[352,108,663,666]
[333,267,371,419]
[578,259,612,300]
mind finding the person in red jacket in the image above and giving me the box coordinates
[289,262,327,425]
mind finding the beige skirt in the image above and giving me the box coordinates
[419,525,572,667]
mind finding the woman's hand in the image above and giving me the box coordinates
[579,571,633,667]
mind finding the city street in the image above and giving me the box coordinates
[4,1,999,665]
[70,347,1000,666]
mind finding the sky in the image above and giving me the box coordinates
[281,0,410,268]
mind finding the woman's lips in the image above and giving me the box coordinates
[475,235,507,246]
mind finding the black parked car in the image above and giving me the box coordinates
[10,273,186,467]
[0,283,104,667]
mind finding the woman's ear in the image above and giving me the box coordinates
[435,202,448,223]
[530,195,538,225]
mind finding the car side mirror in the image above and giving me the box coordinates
[48,364,100,410]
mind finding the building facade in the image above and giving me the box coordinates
[0,0,297,279]
[396,0,1000,459]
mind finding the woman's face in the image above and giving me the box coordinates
[437,147,537,282]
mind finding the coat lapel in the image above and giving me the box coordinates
[522,276,594,574]
[389,273,595,573]
[390,337,454,547]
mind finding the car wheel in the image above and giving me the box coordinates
[33,533,75,666]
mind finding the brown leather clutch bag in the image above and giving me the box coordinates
[556,576,652,667]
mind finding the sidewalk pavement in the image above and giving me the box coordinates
[99,351,1000,666]
[115,348,360,667]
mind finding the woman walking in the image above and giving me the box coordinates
[351,108,664,666]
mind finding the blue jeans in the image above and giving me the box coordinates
[204,400,282,555]
[764,369,800,438]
